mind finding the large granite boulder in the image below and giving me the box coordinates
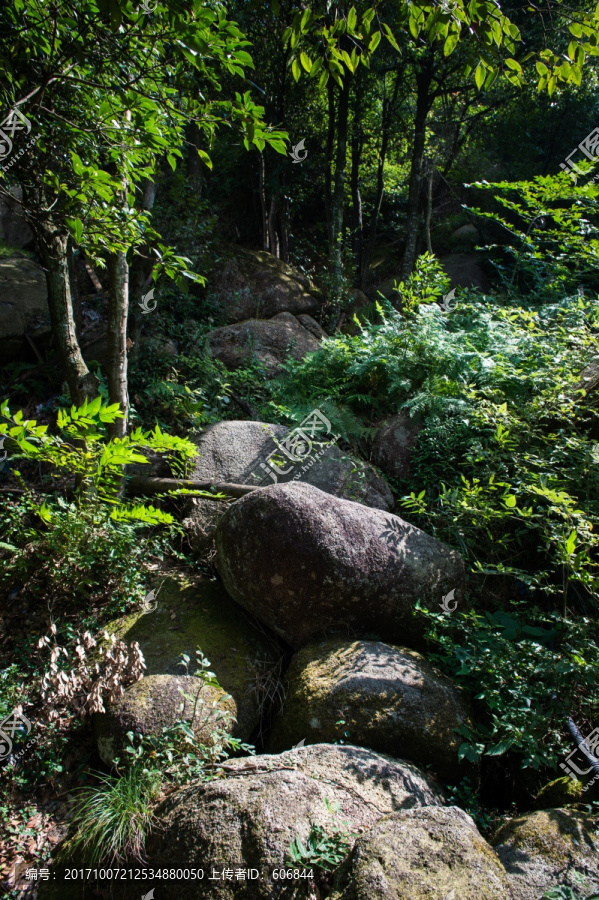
[94,673,236,765]
[94,574,282,760]
[205,246,320,324]
[183,420,393,556]
[439,252,489,291]
[330,806,510,900]
[0,189,34,248]
[0,257,51,361]
[207,312,320,376]
[491,808,599,900]
[371,414,421,481]
[144,743,446,899]
[267,639,474,784]
[215,482,464,649]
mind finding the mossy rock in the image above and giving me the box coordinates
[330,806,510,900]
[203,245,320,324]
[104,574,283,740]
[94,673,236,764]
[143,743,445,899]
[491,807,599,900]
[267,638,476,784]
[535,774,599,809]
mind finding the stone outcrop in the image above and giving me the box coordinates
[215,482,464,648]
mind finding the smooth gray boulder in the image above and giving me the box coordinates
[330,806,510,900]
[207,312,320,376]
[94,673,235,765]
[205,246,320,324]
[267,639,475,783]
[183,420,393,555]
[145,743,445,899]
[95,575,282,756]
[0,257,51,361]
[215,482,464,648]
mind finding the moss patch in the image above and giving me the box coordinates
[107,573,282,738]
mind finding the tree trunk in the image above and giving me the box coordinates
[259,153,268,251]
[36,223,98,404]
[331,77,351,298]
[361,69,402,290]
[187,122,204,197]
[280,193,289,263]
[107,250,129,438]
[401,61,434,280]
[325,78,336,252]
[128,178,158,360]
[350,85,364,280]
[424,157,436,254]
[268,194,279,258]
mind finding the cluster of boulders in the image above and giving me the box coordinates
[84,446,599,897]
[24,244,598,898]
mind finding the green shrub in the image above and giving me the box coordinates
[68,648,253,865]
[0,397,196,615]
[69,766,161,865]
[271,270,599,602]
[418,604,599,771]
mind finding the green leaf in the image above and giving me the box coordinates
[300,51,312,73]
[197,149,213,170]
[69,218,84,244]
[486,739,514,756]
[292,57,302,81]
[368,31,381,53]
[475,61,486,89]
[383,23,401,51]
[444,32,459,56]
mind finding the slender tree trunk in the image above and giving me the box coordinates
[36,223,98,403]
[259,153,268,251]
[280,193,289,263]
[128,178,158,360]
[187,122,204,197]
[325,79,336,252]
[268,195,279,258]
[361,70,402,289]
[350,92,364,280]
[107,250,129,438]
[401,61,434,280]
[425,157,436,254]
[331,77,351,297]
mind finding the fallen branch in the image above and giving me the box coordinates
[126,475,259,499]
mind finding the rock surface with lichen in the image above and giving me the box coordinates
[534,775,599,809]
[101,574,282,742]
[215,482,464,649]
[491,807,599,900]
[267,638,475,784]
[94,673,235,764]
[143,743,445,899]
[183,419,393,555]
[207,313,320,376]
[329,806,510,900]
[203,245,321,323]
